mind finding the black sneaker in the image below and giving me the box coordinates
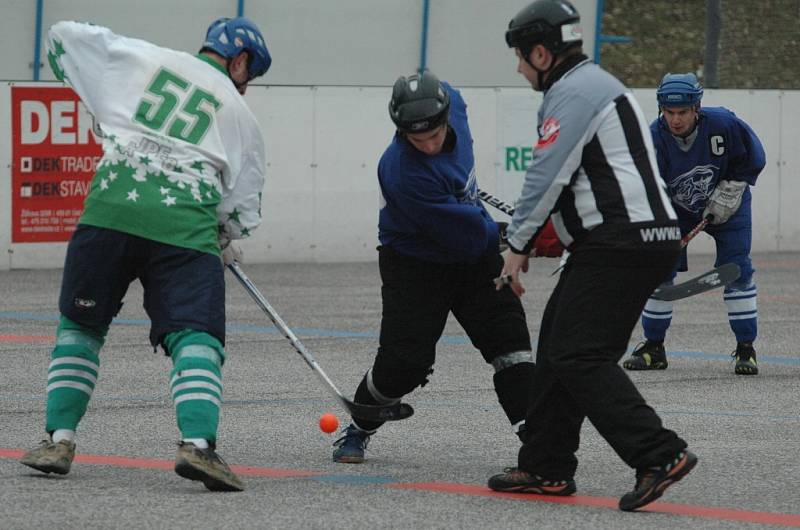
[488,467,576,495]
[622,340,668,370]
[332,424,371,464]
[732,342,758,375]
[619,450,697,511]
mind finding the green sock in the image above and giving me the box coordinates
[45,316,106,432]
[166,330,225,444]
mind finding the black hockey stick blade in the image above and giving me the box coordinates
[227,262,414,422]
[650,262,741,301]
[344,400,414,422]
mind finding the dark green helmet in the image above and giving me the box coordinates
[388,71,450,134]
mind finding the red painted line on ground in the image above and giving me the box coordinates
[3,448,798,526]
[0,449,320,478]
[0,334,54,343]
[389,482,800,527]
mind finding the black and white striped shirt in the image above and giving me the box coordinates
[507,58,680,253]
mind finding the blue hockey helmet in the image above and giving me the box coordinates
[656,73,703,108]
[202,17,272,79]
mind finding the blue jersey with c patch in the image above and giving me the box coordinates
[650,106,765,222]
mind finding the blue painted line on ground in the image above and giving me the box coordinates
[2,311,798,363]
[3,392,799,423]
[0,311,469,343]
[663,350,800,366]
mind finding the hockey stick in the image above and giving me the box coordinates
[227,262,414,422]
[479,189,567,280]
[650,262,740,301]
[680,214,713,248]
[478,189,515,216]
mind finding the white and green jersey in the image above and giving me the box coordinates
[46,21,265,255]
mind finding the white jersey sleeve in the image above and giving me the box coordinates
[46,21,266,253]
[47,21,113,119]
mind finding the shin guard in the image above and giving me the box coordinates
[166,330,225,444]
[45,316,106,433]
[492,358,535,427]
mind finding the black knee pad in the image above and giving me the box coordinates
[493,361,536,425]
[370,350,434,399]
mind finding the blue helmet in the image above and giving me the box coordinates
[203,17,272,79]
[656,73,703,108]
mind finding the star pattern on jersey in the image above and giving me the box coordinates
[47,39,67,81]
[131,165,148,182]
[84,133,245,250]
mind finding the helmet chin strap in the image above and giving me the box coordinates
[524,48,556,89]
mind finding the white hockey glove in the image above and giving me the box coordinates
[703,180,748,225]
[218,229,243,266]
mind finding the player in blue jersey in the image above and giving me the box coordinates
[331,70,557,464]
[623,73,766,375]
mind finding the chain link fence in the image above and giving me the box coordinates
[601,0,800,89]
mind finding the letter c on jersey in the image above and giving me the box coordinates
[710,135,725,156]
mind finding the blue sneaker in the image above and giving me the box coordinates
[332,424,371,463]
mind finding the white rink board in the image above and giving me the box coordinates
[1,83,797,270]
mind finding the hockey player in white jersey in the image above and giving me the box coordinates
[20,17,271,492]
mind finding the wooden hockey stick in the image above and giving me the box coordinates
[227,262,414,422]
[680,214,713,248]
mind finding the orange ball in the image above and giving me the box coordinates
[319,413,339,433]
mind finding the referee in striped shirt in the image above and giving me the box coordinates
[487,0,697,512]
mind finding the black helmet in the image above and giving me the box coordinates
[388,71,450,134]
[505,0,582,55]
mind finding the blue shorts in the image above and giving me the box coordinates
[59,224,225,349]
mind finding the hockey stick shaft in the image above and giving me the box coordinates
[227,262,413,422]
[680,214,713,248]
[478,189,515,216]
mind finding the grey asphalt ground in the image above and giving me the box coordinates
[1,252,799,529]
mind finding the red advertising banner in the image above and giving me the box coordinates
[11,86,102,242]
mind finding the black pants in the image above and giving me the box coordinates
[377,246,530,367]
[518,249,687,478]
[362,246,531,406]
